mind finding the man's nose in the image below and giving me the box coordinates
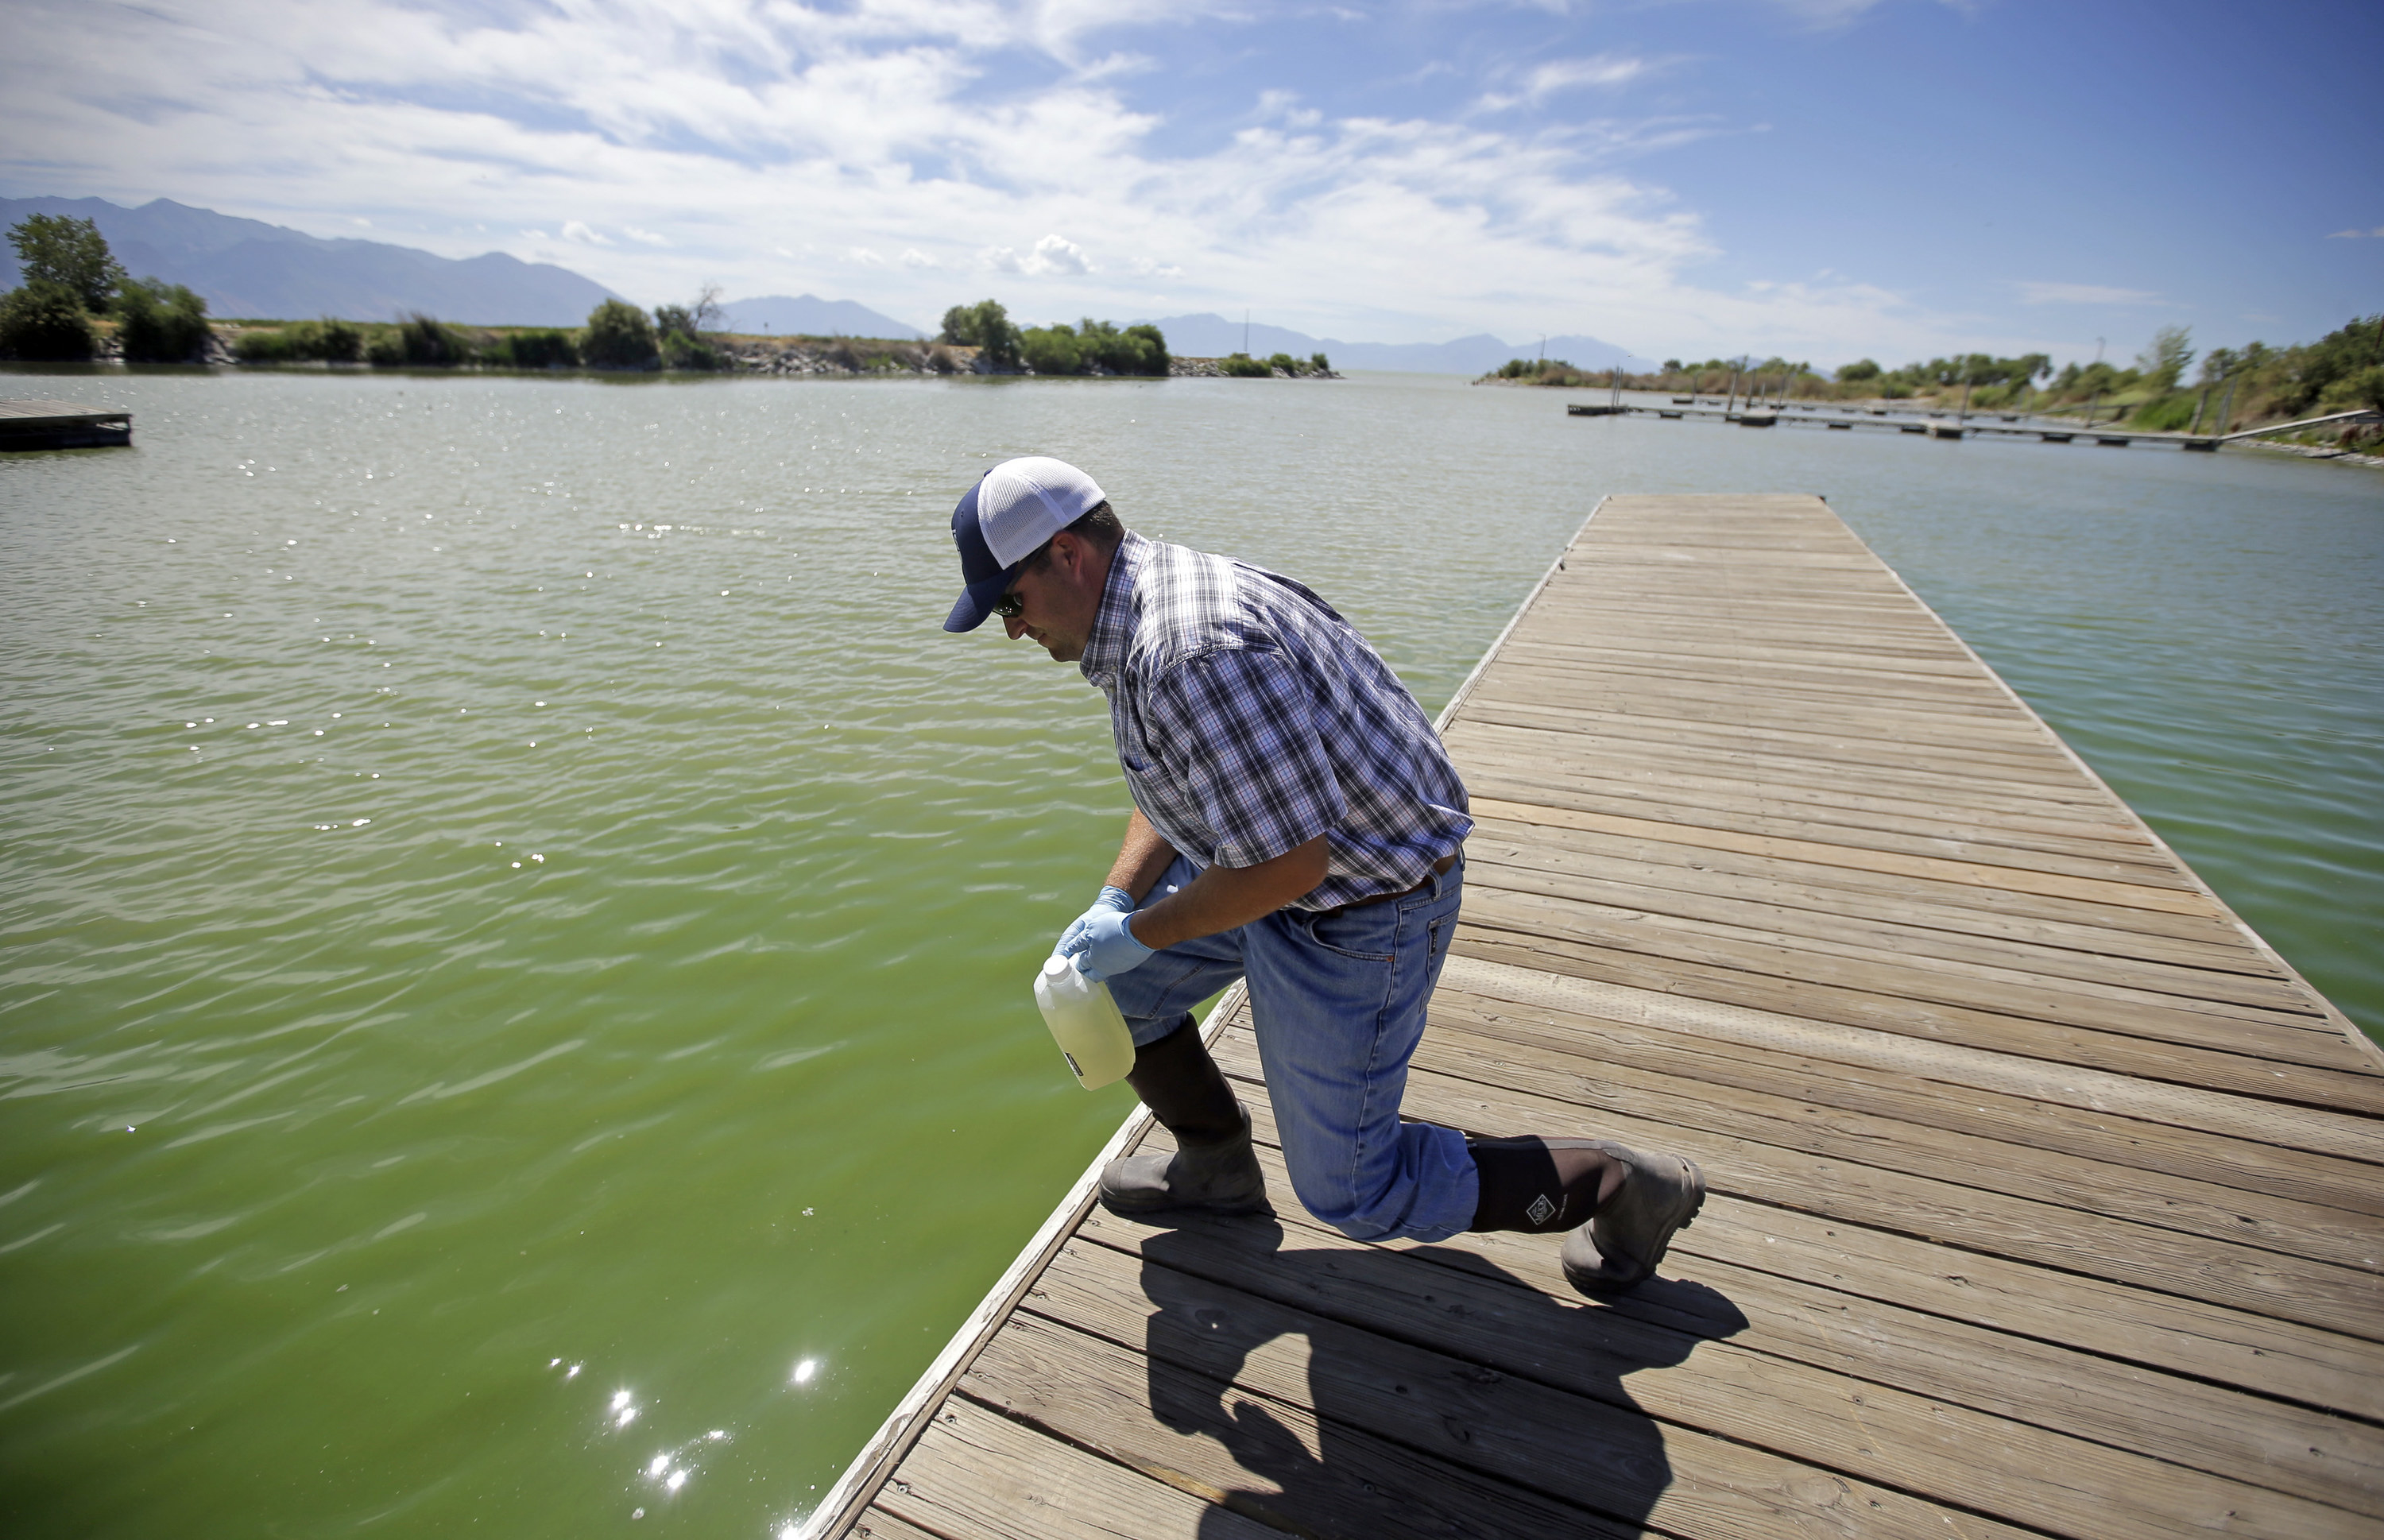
[1003,613,1028,640]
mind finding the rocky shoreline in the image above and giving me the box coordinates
[712,336,1336,379]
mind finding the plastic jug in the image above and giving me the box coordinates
[1033,954,1135,1089]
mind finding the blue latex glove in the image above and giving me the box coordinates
[1055,886,1135,962]
[1062,899,1155,983]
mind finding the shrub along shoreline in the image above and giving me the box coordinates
[0,215,1310,385]
[1479,318,2384,447]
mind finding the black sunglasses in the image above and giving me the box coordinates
[992,589,1025,620]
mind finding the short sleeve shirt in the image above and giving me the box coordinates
[1078,532,1471,911]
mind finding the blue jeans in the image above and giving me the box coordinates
[1108,853,1477,1243]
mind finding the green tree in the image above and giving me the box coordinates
[2137,326,2193,392]
[7,214,125,311]
[394,313,470,365]
[1310,351,1329,373]
[1220,352,1271,377]
[500,329,577,369]
[1267,351,1297,374]
[0,278,97,359]
[316,319,363,363]
[939,299,1019,368]
[581,299,659,369]
[1020,323,1082,374]
[114,278,211,362]
[1836,358,1881,381]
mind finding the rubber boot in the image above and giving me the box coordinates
[1465,1136,1624,1236]
[1098,1020,1271,1217]
[1558,1140,1705,1295]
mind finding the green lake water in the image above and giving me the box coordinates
[3,366,2378,1538]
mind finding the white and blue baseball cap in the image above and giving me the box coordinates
[942,455,1107,633]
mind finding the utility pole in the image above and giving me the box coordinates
[1243,309,1250,355]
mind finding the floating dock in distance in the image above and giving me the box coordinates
[0,399,132,451]
[803,494,2384,1540]
[1569,398,2284,451]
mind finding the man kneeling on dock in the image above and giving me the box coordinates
[941,456,1705,1293]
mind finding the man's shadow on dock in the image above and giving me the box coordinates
[1136,1220,1744,1540]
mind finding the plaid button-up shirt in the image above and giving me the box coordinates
[1078,531,1471,911]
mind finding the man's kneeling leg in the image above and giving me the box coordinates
[1098,1017,1271,1217]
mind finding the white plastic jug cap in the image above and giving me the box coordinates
[1042,954,1073,979]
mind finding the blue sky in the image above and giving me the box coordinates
[3,0,2377,366]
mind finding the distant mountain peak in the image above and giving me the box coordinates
[716,294,927,339]
[0,194,621,327]
[1138,311,1654,375]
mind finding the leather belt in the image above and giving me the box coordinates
[1308,851,1459,919]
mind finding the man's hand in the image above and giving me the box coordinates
[1062,904,1155,982]
[1056,886,1135,961]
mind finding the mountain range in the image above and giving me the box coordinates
[0,196,620,327]
[1,196,1654,371]
[716,294,927,339]
[1139,313,1654,375]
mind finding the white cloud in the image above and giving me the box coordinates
[983,234,1093,276]
[1478,52,1658,111]
[2324,226,2384,239]
[1025,234,1091,275]
[2015,281,2160,306]
[0,0,2035,359]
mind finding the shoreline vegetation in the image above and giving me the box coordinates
[1479,320,2384,451]
[0,222,1338,384]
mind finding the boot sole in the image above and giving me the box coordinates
[1561,1151,1705,1296]
[1097,1190,1275,1219]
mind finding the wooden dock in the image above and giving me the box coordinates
[0,398,132,450]
[805,494,2384,1540]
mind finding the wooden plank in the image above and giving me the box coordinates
[1109,1143,2384,1523]
[1453,928,2384,1116]
[965,1307,1637,1540]
[1207,1031,2384,1342]
[1472,795,2217,914]
[1051,1205,2374,1540]
[1457,741,2192,853]
[1458,884,2345,1052]
[848,1507,946,1540]
[1418,1008,2384,1273]
[1457,854,2316,1020]
[1192,1088,2384,1422]
[1465,701,2107,788]
[1454,814,2266,953]
[1455,888,2363,1070]
[1028,1238,2057,1540]
[873,1396,1283,1540]
[1430,958,2384,1212]
[1464,768,2192,876]
[1458,837,2283,980]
